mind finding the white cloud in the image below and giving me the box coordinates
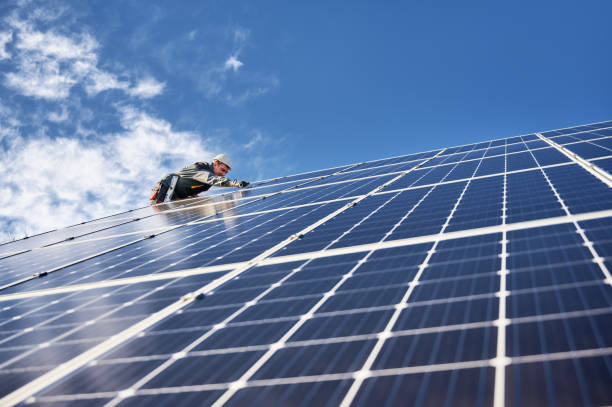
[0,30,12,59]
[244,130,263,150]
[224,55,243,72]
[84,67,129,95]
[4,17,99,99]
[128,77,166,99]
[226,86,273,106]
[3,16,163,100]
[47,105,69,122]
[0,106,214,242]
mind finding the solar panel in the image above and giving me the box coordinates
[1,120,612,406]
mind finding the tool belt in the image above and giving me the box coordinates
[150,175,179,203]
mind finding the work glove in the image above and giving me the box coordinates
[231,180,250,188]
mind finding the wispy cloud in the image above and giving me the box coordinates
[186,25,278,106]
[224,55,243,72]
[3,12,164,100]
[244,129,263,150]
[47,105,69,122]
[0,30,12,59]
[128,77,166,99]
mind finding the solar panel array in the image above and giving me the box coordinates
[1,121,612,406]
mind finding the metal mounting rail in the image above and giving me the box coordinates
[536,132,612,187]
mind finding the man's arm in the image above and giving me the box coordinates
[192,171,232,187]
[192,171,249,188]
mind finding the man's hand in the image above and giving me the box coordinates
[231,180,250,188]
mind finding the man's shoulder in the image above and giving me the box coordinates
[181,162,211,171]
[194,161,212,170]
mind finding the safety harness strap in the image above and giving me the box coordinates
[164,175,179,202]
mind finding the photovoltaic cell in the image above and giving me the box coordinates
[1,121,611,407]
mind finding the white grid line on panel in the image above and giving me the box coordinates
[339,141,494,407]
[1,151,446,407]
[493,142,509,407]
[537,133,612,187]
[590,154,612,163]
[0,263,239,302]
[104,151,449,407]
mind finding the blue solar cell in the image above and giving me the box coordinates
[506,143,527,153]
[568,128,612,141]
[508,261,603,291]
[505,357,612,407]
[445,160,481,181]
[528,147,570,166]
[544,165,612,213]
[0,369,52,399]
[353,367,494,407]
[446,177,504,231]
[508,313,612,357]
[549,134,581,144]
[506,170,565,223]
[147,351,265,387]
[525,140,548,149]
[592,136,612,150]
[116,391,223,407]
[506,151,537,171]
[475,155,505,176]
[373,327,496,369]
[564,141,612,159]
[484,146,506,157]
[290,309,394,341]
[389,182,467,238]
[508,283,612,319]
[227,380,351,407]
[254,340,376,379]
[395,297,498,330]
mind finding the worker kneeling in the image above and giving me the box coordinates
[151,154,249,203]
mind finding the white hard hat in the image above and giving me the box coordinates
[213,153,232,169]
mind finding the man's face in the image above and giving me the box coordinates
[213,161,230,176]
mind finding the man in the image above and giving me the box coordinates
[151,154,249,203]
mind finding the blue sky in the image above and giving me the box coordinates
[0,0,611,240]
